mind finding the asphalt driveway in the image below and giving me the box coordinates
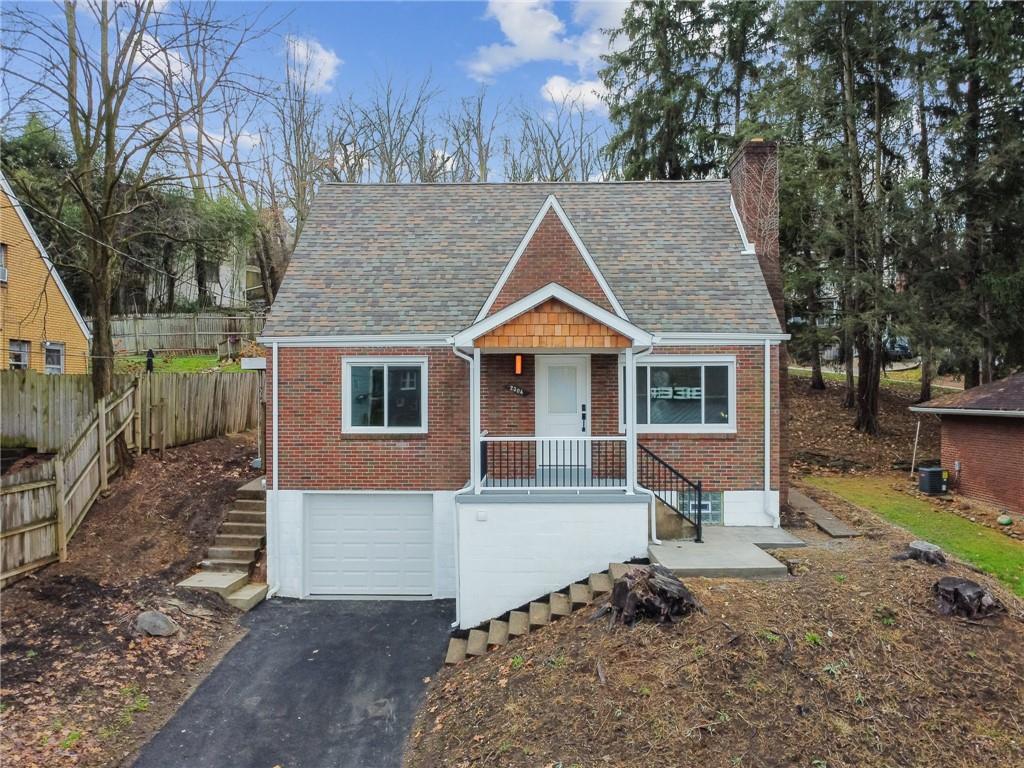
[132,598,454,768]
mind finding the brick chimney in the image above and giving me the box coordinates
[729,139,783,327]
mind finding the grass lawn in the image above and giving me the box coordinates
[808,474,1024,596]
[114,354,241,374]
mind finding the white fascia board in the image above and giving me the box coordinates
[1,172,92,340]
[454,283,653,348]
[257,334,452,347]
[475,194,628,321]
[655,331,790,345]
[730,194,756,255]
[909,406,1024,418]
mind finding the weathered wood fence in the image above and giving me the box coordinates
[1,384,139,584]
[1,371,263,584]
[2,369,261,452]
[95,312,265,355]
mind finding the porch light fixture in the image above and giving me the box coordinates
[514,354,523,376]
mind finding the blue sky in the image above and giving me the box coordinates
[255,0,624,112]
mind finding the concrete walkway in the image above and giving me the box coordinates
[790,489,860,538]
[132,598,454,768]
[649,526,805,579]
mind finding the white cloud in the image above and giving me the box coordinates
[136,32,188,83]
[467,0,628,82]
[286,35,342,94]
[541,74,607,112]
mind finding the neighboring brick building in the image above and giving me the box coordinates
[259,140,788,626]
[911,374,1024,513]
[1,173,91,374]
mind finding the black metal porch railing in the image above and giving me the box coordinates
[637,444,703,543]
[479,436,628,490]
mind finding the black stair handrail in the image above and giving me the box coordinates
[637,443,703,543]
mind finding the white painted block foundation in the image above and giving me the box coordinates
[456,499,649,629]
[723,490,779,527]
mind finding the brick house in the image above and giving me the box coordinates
[260,140,788,628]
[1,173,91,373]
[911,373,1024,513]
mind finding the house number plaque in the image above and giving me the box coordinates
[505,383,529,397]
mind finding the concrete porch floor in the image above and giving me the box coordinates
[649,526,805,579]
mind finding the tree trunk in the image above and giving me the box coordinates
[195,241,209,307]
[162,240,176,310]
[918,351,932,404]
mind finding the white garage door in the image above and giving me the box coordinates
[305,494,433,596]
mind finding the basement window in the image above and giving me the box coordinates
[342,357,428,434]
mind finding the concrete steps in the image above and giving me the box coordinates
[178,477,269,613]
[445,562,638,666]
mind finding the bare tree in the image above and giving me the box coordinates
[503,97,609,181]
[3,0,258,401]
[356,75,437,182]
[444,90,501,182]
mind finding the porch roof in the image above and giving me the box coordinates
[451,284,654,349]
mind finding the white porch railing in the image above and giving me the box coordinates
[478,435,629,492]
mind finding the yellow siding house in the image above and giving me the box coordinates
[0,172,91,374]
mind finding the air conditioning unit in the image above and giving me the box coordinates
[918,467,949,495]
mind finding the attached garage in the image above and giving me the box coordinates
[305,494,434,596]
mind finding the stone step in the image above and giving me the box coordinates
[508,611,530,637]
[549,592,572,617]
[528,601,551,627]
[207,545,258,562]
[202,557,253,573]
[569,582,594,605]
[237,478,266,501]
[214,533,265,548]
[177,570,248,596]
[234,498,266,512]
[221,522,265,537]
[226,582,268,611]
[445,637,468,665]
[609,562,632,581]
[589,572,613,594]
[487,619,509,647]
[226,510,265,524]
[466,629,489,657]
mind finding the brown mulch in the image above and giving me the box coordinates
[0,433,258,768]
[787,377,941,475]
[407,515,1023,767]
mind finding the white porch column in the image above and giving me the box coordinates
[625,347,637,493]
[472,347,482,494]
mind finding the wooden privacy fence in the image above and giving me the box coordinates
[1,384,139,585]
[1,371,262,584]
[1,369,261,453]
[97,312,265,355]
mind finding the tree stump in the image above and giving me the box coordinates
[609,564,702,626]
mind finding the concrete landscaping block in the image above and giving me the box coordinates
[177,570,249,596]
[225,583,269,611]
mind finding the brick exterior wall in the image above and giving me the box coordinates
[489,209,613,315]
[638,345,781,493]
[940,416,1024,513]
[267,346,470,490]
[268,344,781,496]
[1,186,90,373]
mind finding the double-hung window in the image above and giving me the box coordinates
[620,355,736,433]
[342,357,428,434]
[9,339,29,370]
[44,342,65,374]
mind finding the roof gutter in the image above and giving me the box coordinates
[909,406,1024,418]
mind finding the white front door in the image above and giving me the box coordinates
[535,355,590,474]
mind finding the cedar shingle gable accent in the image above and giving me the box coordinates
[476,298,630,349]
[487,209,614,316]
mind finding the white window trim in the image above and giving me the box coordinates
[628,354,738,435]
[342,356,429,435]
[43,341,65,374]
[9,339,30,370]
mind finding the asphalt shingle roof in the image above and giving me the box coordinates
[261,181,782,338]
[913,373,1024,415]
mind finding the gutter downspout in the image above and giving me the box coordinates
[451,344,476,629]
[267,341,280,598]
[633,342,659,543]
[763,339,777,526]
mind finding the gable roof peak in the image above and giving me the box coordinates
[475,193,627,322]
